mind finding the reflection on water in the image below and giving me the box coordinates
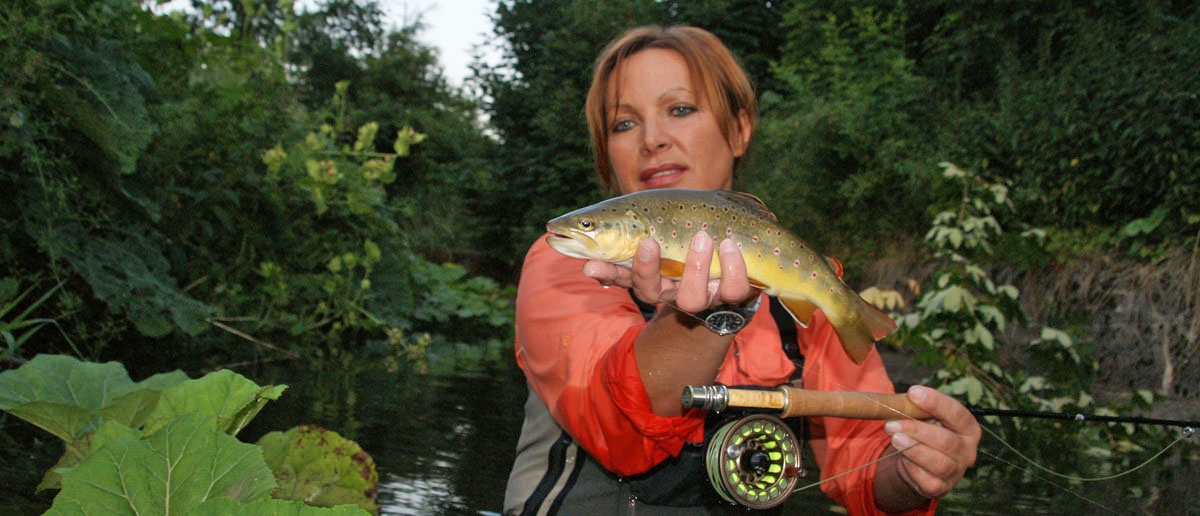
[242,361,527,516]
[241,359,1199,515]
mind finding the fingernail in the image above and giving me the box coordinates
[909,385,927,401]
[691,231,710,251]
[884,420,901,434]
[719,238,738,254]
[892,432,915,449]
[637,239,654,261]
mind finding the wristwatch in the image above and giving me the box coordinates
[694,294,761,335]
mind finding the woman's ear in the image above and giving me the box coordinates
[731,109,753,158]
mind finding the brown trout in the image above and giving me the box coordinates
[545,189,895,364]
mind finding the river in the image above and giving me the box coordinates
[234,357,1198,516]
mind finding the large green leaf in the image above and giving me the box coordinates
[0,355,139,441]
[257,426,379,513]
[196,497,371,516]
[44,413,276,516]
[145,369,287,435]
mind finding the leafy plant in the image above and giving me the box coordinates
[895,163,1095,416]
[0,354,371,515]
[258,425,379,513]
[0,278,70,362]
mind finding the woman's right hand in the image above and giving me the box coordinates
[583,230,754,312]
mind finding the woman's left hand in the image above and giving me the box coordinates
[877,385,980,510]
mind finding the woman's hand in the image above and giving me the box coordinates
[876,385,981,511]
[582,231,753,311]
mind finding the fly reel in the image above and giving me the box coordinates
[705,414,803,510]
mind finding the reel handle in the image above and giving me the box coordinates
[683,385,931,420]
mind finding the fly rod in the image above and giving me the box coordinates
[682,384,1200,429]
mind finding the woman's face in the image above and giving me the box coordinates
[605,48,750,194]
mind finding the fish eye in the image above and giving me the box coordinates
[578,217,595,230]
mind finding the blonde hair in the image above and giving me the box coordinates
[585,25,758,191]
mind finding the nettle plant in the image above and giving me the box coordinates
[897,162,1100,421]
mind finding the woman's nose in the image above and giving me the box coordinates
[641,121,670,153]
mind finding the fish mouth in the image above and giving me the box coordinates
[545,232,599,260]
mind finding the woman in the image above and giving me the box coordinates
[504,25,979,516]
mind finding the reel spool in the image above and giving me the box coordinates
[706,414,802,510]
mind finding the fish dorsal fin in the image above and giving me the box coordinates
[715,191,778,222]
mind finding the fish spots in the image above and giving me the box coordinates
[793,259,801,267]
[725,228,733,235]
[790,242,797,248]
[685,221,692,228]
[811,272,818,278]
[672,218,678,224]
[701,222,708,230]
[751,235,759,242]
[772,247,781,255]
[650,227,656,234]
[715,214,721,220]
[657,217,664,223]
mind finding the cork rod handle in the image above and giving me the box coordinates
[778,386,931,420]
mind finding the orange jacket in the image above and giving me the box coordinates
[515,235,934,516]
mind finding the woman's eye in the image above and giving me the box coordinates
[670,105,696,117]
[611,119,633,133]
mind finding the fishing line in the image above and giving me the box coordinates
[979,424,1193,482]
[667,299,1190,508]
[793,364,1183,513]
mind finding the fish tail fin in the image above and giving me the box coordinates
[831,297,898,365]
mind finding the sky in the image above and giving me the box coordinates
[152,0,501,89]
[384,0,500,88]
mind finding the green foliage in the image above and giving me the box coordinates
[258,425,379,513]
[44,414,277,516]
[894,163,1162,475]
[918,2,1200,252]
[1,0,512,370]
[897,163,1091,409]
[198,497,371,516]
[0,278,69,361]
[0,355,369,515]
[742,1,935,269]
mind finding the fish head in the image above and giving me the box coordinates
[545,205,648,265]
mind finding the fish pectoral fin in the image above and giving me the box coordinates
[824,256,843,278]
[778,296,817,328]
[748,277,769,290]
[659,258,686,279]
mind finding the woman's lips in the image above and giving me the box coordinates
[641,164,686,185]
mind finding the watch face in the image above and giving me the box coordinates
[705,310,747,335]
